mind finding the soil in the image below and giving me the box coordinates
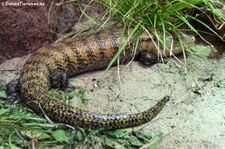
[0,44,225,148]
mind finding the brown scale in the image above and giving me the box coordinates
[7,28,195,130]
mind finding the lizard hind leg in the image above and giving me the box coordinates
[6,78,21,104]
[49,69,75,92]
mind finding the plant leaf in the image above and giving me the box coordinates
[51,130,69,143]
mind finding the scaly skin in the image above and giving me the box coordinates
[8,28,195,130]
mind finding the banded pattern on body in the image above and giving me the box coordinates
[7,28,195,129]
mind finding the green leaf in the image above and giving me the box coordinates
[128,136,144,147]
[214,80,222,88]
[133,131,152,142]
[69,79,77,86]
[0,90,7,98]
[0,108,9,116]
[103,137,126,149]
[106,130,129,139]
[51,130,69,143]
[74,130,84,142]
[24,131,51,140]
[148,144,159,149]
[8,144,21,149]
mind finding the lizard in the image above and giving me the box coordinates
[6,28,195,130]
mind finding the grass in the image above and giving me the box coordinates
[0,86,159,148]
[98,0,225,38]
[1,0,225,148]
[80,0,225,74]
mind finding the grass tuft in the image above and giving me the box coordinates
[77,0,224,76]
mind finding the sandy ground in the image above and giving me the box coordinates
[0,44,225,149]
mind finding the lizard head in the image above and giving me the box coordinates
[139,31,195,57]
